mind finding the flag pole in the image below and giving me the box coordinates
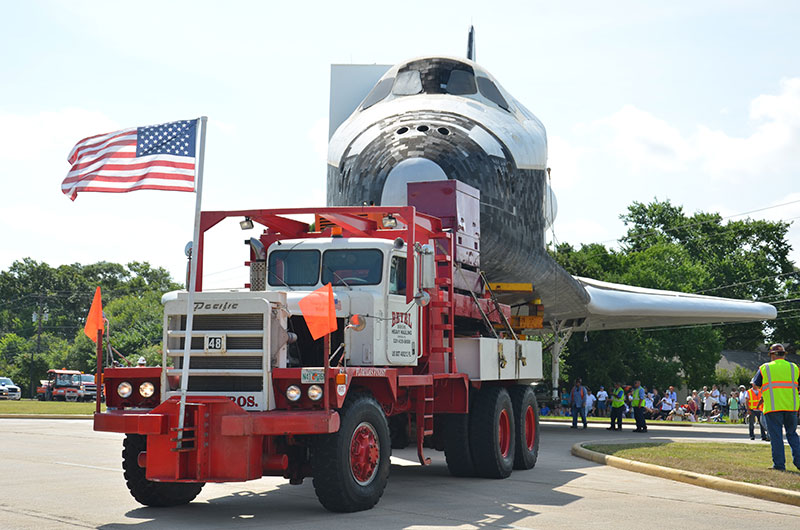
[177,116,207,445]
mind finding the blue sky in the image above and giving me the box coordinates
[1,1,799,288]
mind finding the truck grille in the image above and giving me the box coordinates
[164,309,267,406]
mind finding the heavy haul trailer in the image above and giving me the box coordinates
[94,181,544,512]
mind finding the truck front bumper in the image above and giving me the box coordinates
[94,399,340,436]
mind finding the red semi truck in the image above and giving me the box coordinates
[94,181,545,512]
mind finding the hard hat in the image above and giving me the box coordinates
[769,343,785,354]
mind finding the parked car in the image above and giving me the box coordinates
[0,377,22,400]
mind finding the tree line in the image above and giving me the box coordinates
[1,199,798,398]
[0,259,181,396]
[554,199,800,392]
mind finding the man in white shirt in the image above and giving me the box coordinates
[596,386,609,417]
[585,390,597,417]
[659,394,674,420]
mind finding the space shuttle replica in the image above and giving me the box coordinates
[326,28,776,335]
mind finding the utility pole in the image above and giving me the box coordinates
[30,296,47,399]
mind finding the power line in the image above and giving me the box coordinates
[592,198,800,246]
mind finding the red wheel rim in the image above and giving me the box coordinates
[524,405,536,450]
[350,422,380,485]
[498,409,511,458]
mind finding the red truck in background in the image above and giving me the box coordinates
[37,369,86,402]
[93,181,545,512]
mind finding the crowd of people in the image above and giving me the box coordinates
[539,344,799,471]
[541,381,756,424]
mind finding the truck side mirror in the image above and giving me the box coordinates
[418,244,435,290]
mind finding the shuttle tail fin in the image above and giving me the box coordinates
[466,25,476,61]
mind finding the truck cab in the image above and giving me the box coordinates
[266,237,417,368]
[37,370,85,401]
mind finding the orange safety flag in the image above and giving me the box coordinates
[83,286,104,342]
[298,283,337,340]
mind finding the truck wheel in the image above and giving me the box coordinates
[509,385,539,470]
[443,413,474,477]
[388,413,410,449]
[469,386,515,479]
[65,393,78,402]
[122,434,204,507]
[311,394,390,512]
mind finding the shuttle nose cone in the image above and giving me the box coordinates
[380,158,448,206]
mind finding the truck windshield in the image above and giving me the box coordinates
[268,249,320,286]
[81,375,95,383]
[56,374,81,386]
[322,249,383,286]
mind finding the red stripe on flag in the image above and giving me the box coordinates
[69,130,136,164]
[68,150,137,172]
[72,139,137,164]
[68,172,196,184]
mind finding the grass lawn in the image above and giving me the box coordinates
[0,398,104,415]
[585,442,800,492]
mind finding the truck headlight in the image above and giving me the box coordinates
[139,382,155,398]
[308,385,323,401]
[286,385,302,402]
[117,382,133,398]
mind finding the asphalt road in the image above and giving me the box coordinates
[1,418,798,529]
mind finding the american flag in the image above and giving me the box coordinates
[62,119,198,200]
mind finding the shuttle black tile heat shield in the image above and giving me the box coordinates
[327,108,589,322]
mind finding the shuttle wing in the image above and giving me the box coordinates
[570,276,777,331]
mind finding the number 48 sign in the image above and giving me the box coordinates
[204,334,226,353]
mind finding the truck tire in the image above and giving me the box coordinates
[65,393,78,402]
[122,434,204,507]
[469,386,515,479]
[443,413,474,477]
[509,385,540,470]
[311,393,390,512]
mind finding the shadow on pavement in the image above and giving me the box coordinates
[98,458,585,529]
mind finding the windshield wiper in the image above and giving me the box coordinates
[268,269,294,291]
[326,267,351,290]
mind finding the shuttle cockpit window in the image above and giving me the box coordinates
[361,77,394,110]
[445,69,477,95]
[392,70,422,95]
[394,59,477,97]
[477,77,509,111]
[322,249,383,286]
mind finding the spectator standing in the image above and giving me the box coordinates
[585,389,597,418]
[596,386,608,417]
[560,387,569,413]
[752,344,800,471]
[608,382,625,431]
[570,378,588,429]
[719,391,728,415]
[692,390,701,414]
[631,381,647,432]
[745,381,769,441]
[738,385,747,422]
[700,386,708,415]
[668,386,677,402]
[704,386,716,418]
[658,393,674,420]
[729,391,740,423]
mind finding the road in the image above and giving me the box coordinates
[1,418,798,529]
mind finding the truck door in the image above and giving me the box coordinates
[386,254,418,365]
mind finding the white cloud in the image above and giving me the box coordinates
[567,78,800,182]
[593,104,694,173]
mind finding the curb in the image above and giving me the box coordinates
[572,442,800,507]
[0,414,93,420]
[541,419,696,428]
